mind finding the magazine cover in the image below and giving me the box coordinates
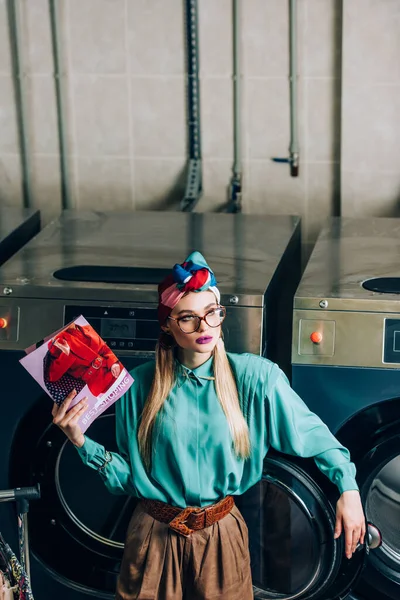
[19,315,134,433]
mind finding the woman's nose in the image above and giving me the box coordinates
[198,317,209,332]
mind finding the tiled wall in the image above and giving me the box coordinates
[0,0,399,249]
[341,0,400,217]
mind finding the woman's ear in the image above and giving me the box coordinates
[161,325,171,334]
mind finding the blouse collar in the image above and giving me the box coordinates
[175,355,215,387]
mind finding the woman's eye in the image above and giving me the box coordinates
[206,310,216,317]
[180,315,196,322]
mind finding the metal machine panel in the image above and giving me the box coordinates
[0,211,299,303]
[0,298,264,356]
[294,217,400,314]
[293,217,400,368]
[0,211,300,363]
[293,309,400,368]
[292,217,400,600]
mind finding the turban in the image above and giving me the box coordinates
[158,251,220,325]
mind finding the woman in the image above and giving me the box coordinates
[52,251,365,600]
[46,321,122,397]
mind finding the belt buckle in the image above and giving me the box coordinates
[169,506,202,537]
[92,357,102,370]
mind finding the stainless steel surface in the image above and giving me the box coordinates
[0,212,300,356]
[292,309,400,368]
[298,317,335,357]
[293,217,400,367]
[0,489,17,502]
[0,211,299,302]
[295,217,400,313]
[367,524,383,551]
[0,297,264,354]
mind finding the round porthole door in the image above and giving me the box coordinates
[11,403,130,598]
[356,434,400,600]
[235,455,368,600]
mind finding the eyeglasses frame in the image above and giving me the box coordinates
[167,305,226,334]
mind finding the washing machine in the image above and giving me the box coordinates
[0,209,344,600]
[292,217,400,600]
[0,207,40,265]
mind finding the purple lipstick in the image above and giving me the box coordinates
[196,336,213,345]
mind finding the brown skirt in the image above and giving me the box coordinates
[115,501,253,600]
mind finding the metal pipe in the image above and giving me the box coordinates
[18,511,31,578]
[333,0,343,217]
[181,0,203,212]
[289,0,299,176]
[49,0,72,209]
[227,0,242,213]
[6,0,34,208]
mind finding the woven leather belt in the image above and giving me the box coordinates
[141,496,234,537]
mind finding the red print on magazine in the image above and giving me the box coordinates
[19,315,134,433]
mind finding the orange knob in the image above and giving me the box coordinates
[310,331,322,344]
[0,318,8,329]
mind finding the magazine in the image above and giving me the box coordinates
[19,315,134,433]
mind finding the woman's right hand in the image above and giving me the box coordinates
[52,389,88,448]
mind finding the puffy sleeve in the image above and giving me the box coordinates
[47,339,75,381]
[74,381,137,496]
[264,363,359,495]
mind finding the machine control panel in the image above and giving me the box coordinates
[64,305,159,352]
[298,319,335,356]
[0,305,19,342]
[383,318,400,364]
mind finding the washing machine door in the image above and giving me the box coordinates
[236,454,368,600]
[7,354,149,599]
[355,433,400,600]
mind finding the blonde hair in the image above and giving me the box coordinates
[137,336,251,471]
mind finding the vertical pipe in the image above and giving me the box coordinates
[289,0,299,176]
[187,0,201,163]
[49,0,72,209]
[232,0,242,176]
[334,0,343,217]
[6,0,33,208]
[181,0,203,212]
[228,0,242,212]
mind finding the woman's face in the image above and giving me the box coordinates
[163,290,222,355]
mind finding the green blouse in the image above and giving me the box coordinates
[76,353,358,507]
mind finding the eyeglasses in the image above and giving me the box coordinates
[168,306,226,334]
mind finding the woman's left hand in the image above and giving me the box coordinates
[335,490,366,559]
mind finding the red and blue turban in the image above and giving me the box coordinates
[158,251,220,324]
